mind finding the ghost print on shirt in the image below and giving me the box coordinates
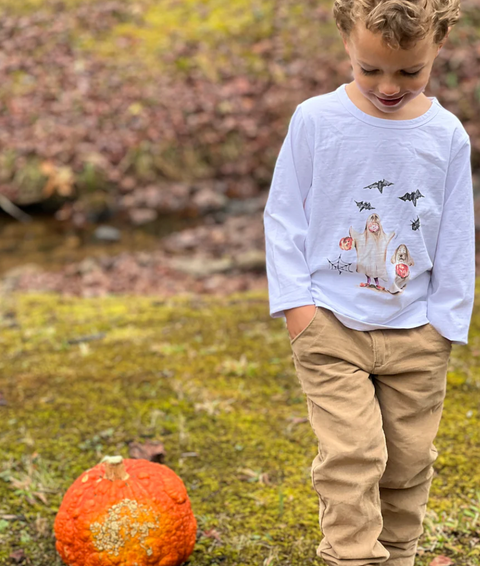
[333,178,418,294]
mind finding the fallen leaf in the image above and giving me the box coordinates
[429,556,453,566]
[9,549,26,563]
[32,491,49,505]
[289,416,309,425]
[128,440,166,463]
[202,528,222,541]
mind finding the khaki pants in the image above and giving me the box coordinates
[289,306,452,566]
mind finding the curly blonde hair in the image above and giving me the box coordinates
[333,0,461,49]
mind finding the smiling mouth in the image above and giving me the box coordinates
[376,94,405,103]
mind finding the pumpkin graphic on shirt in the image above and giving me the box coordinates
[396,263,409,278]
[339,236,353,251]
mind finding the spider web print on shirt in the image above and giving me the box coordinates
[328,254,354,275]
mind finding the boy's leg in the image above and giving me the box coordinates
[374,324,452,566]
[290,307,390,566]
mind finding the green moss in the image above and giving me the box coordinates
[0,287,479,564]
[10,157,48,205]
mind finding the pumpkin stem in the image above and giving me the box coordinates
[101,455,130,482]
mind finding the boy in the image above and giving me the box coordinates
[263,0,475,565]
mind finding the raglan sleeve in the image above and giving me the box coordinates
[263,104,315,319]
[426,135,475,345]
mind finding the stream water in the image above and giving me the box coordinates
[0,210,204,277]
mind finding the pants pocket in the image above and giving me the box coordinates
[426,323,452,350]
[290,306,319,346]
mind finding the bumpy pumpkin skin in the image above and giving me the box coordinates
[54,458,197,566]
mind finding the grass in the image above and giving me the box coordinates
[0,287,479,564]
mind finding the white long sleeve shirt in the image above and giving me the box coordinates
[264,83,475,345]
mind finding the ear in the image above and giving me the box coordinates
[437,26,451,53]
[391,251,396,264]
[407,248,415,266]
[340,31,350,55]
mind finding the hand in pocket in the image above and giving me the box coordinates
[285,304,317,341]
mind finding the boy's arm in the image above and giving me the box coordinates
[263,104,315,319]
[426,136,475,345]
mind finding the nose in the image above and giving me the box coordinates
[378,81,401,97]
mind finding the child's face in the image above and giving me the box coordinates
[342,22,447,115]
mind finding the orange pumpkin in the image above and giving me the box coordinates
[54,455,197,566]
[339,236,353,251]
[395,263,410,279]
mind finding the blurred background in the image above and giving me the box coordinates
[0,0,479,299]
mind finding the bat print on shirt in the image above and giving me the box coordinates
[399,190,424,207]
[363,179,394,194]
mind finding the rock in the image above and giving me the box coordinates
[234,250,265,271]
[169,256,234,277]
[129,208,158,225]
[0,263,45,293]
[94,225,121,241]
[191,187,228,214]
[0,263,44,293]
[225,195,268,216]
[81,192,116,223]
[1,263,44,281]
[225,178,258,199]
[119,176,137,192]
[76,257,100,275]
[162,229,200,252]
